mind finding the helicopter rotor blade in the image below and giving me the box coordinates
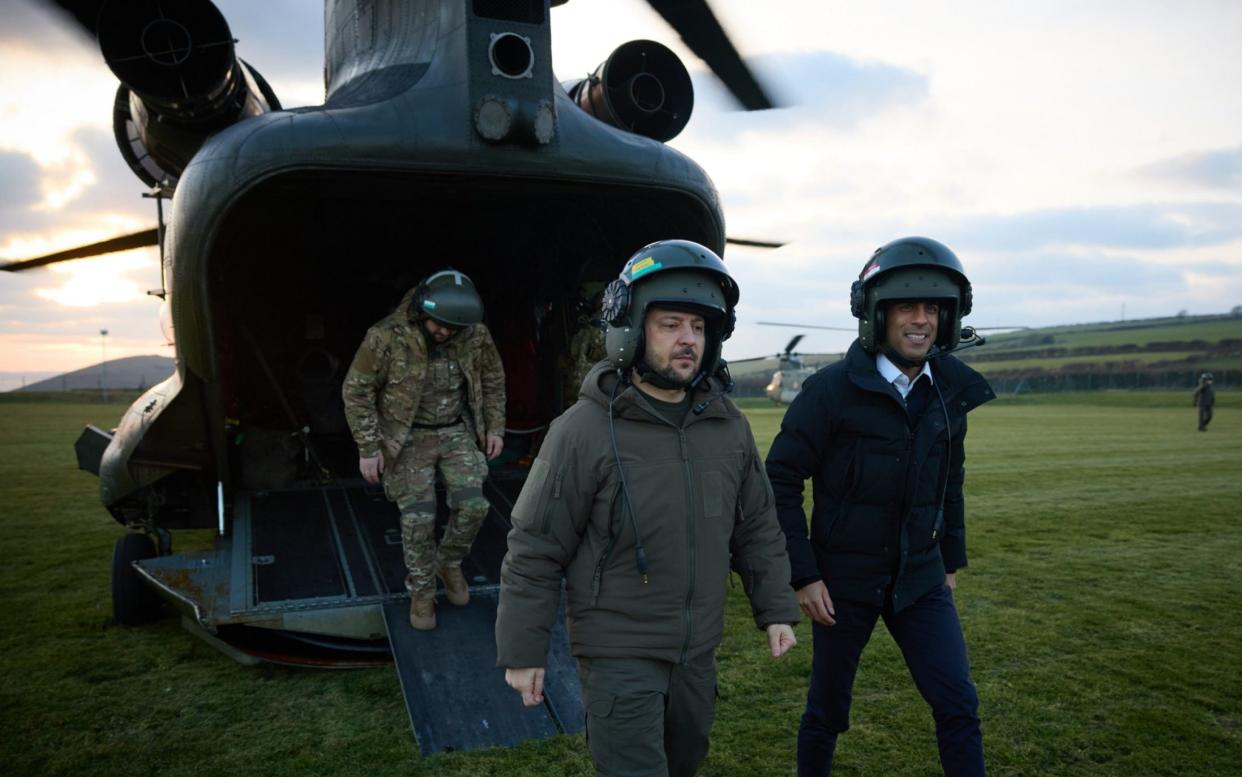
[726,237,785,249]
[1,228,159,272]
[758,321,857,332]
[41,0,107,38]
[783,334,804,355]
[645,0,776,110]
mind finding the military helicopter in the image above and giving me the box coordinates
[729,334,817,404]
[728,319,857,404]
[2,0,781,754]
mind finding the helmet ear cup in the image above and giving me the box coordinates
[961,282,973,317]
[721,308,736,341]
[849,280,866,319]
[411,281,429,316]
[601,279,631,326]
[938,305,954,348]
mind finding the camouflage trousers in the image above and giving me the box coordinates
[383,424,489,595]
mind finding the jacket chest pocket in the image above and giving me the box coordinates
[701,462,741,523]
[703,471,724,519]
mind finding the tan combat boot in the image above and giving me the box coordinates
[409,591,436,630]
[437,565,470,606]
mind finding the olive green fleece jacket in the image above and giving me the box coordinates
[341,286,506,465]
[495,361,800,668]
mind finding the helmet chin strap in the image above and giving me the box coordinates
[879,341,927,371]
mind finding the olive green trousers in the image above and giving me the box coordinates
[576,651,717,777]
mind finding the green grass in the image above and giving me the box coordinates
[2,395,1240,776]
[966,315,1242,376]
[969,351,1242,374]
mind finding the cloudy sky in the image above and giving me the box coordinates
[2,0,1240,387]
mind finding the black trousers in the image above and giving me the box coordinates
[1199,404,1214,430]
[797,584,984,776]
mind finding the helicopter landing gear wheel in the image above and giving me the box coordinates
[112,533,161,626]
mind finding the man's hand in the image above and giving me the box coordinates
[766,624,797,657]
[485,434,504,460]
[797,580,836,626]
[945,572,957,591]
[359,455,384,485]
[505,667,546,706]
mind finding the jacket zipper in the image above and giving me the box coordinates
[590,484,624,606]
[591,534,619,606]
[679,427,696,664]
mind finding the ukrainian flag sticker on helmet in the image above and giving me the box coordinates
[630,256,662,280]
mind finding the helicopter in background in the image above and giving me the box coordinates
[729,333,818,404]
[728,319,858,404]
[1,0,782,753]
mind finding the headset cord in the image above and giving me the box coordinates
[932,379,952,536]
[609,373,649,583]
[692,362,735,416]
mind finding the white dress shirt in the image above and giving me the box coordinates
[875,353,934,399]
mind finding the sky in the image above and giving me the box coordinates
[1,0,1241,387]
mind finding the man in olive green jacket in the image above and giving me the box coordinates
[496,241,799,776]
[343,271,505,629]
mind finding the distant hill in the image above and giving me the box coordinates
[959,312,1241,392]
[15,355,175,393]
[730,311,1241,396]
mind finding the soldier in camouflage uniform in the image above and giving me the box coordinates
[561,318,606,408]
[342,270,506,630]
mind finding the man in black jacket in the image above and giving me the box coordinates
[766,237,995,776]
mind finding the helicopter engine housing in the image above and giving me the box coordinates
[564,39,694,142]
[99,0,279,185]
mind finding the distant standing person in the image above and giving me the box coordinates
[1193,372,1216,431]
[342,270,506,630]
[766,237,995,776]
[496,240,800,777]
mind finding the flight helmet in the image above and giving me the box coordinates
[850,236,972,354]
[600,239,738,388]
[411,270,484,327]
[1201,372,1215,382]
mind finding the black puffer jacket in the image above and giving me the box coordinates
[765,341,994,612]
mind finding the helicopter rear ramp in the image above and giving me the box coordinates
[383,595,583,754]
[132,477,585,750]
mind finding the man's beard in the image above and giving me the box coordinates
[654,350,699,386]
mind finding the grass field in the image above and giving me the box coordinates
[2,393,1240,776]
[964,351,1242,374]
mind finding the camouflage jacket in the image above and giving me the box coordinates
[342,288,506,463]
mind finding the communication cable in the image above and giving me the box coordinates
[608,373,649,582]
